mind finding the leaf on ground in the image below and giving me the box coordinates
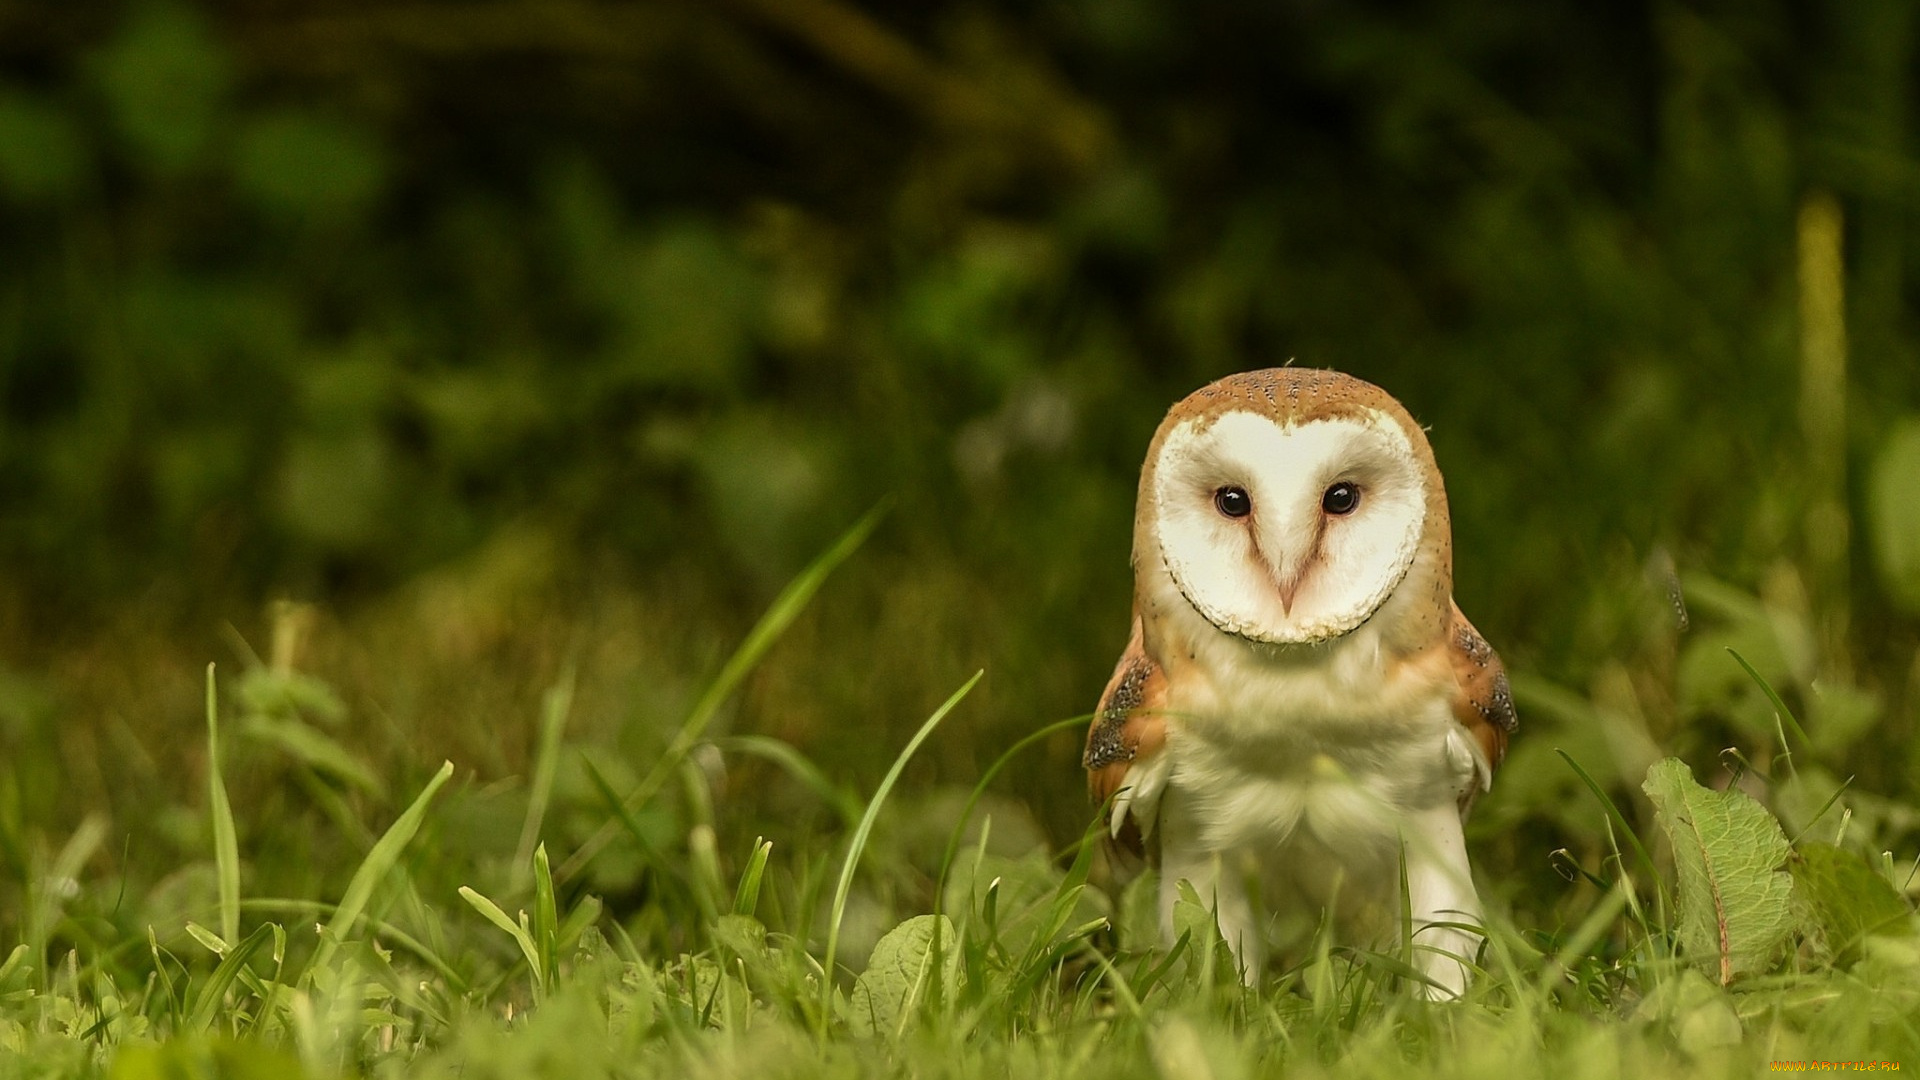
[1642,758,1795,985]
[1789,842,1914,965]
[1631,968,1743,1059]
[848,914,959,1039]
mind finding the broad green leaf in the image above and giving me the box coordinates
[1789,842,1914,965]
[1632,968,1743,1059]
[1642,758,1795,984]
[848,914,960,1039]
[710,914,768,964]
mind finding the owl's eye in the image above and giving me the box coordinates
[1213,486,1252,519]
[1322,482,1360,515]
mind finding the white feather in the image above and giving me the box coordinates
[1109,751,1170,843]
[1153,412,1426,644]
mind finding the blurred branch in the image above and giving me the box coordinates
[713,0,1112,171]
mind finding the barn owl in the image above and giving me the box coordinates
[1084,368,1515,999]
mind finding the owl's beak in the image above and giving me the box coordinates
[1277,574,1302,616]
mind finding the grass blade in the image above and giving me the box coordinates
[306,761,455,982]
[531,843,558,990]
[733,837,773,918]
[187,922,275,1032]
[458,886,542,988]
[716,735,863,828]
[1788,775,1856,846]
[207,664,241,948]
[933,714,1087,907]
[1727,647,1815,762]
[512,669,575,892]
[1555,748,1667,928]
[579,755,667,859]
[558,503,887,883]
[239,898,465,990]
[1552,880,1633,975]
[822,671,982,1023]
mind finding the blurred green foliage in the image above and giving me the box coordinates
[1,3,1920,1055]
[0,0,1908,620]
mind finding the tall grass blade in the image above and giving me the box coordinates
[822,671,982,1024]
[512,669,575,892]
[207,664,241,948]
[1788,775,1856,846]
[1555,748,1667,928]
[717,735,863,828]
[733,837,773,917]
[1016,820,1101,980]
[559,503,887,882]
[187,922,275,1032]
[306,761,455,982]
[1552,880,1633,975]
[1727,648,1816,761]
[933,714,1087,905]
[531,843,558,989]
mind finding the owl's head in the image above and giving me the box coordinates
[1136,369,1452,646]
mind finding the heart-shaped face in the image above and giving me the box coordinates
[1149,408,1429,645]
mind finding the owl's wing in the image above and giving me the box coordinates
[1445,601,1518,810]
[1083,613,1170,865]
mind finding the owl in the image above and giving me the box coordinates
[1083,368,1516,999]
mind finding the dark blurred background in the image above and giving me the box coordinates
[2,0,1918,936]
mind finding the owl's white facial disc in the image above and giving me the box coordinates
[1151,409,1428,644]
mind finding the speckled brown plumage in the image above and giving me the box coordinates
[1084,658,1153,771]
[1445,602,1517,775]
[1084,613,1166,860]
[1087,367,1513,994]
[1092,369,1516,851]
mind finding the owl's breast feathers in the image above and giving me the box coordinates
[1084,603,1517,861]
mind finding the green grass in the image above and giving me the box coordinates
[2,531,1916,1080]
[3,3,1918,1075]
